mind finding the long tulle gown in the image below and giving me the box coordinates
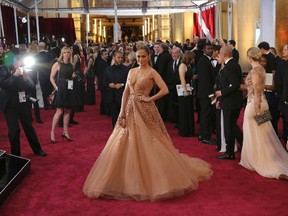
[83,67,213,201]
[240,66,288,179]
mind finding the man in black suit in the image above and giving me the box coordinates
[156,43,172,121]
[197,42,216,144]
[95,49,110,115]
[103,51,129,128]
[258,41,279,134]
[228,40,239,63]
[215,46,243,160]
[275,44,288,150]
[0,55,47,157]
[36,42,54,110]
[165,47,182,125]
[151,42,161,71]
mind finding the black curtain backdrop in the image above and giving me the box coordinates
[1,5,76,46]
[1,5,16,46]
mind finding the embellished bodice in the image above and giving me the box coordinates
[245,65,266,113]
[127,67,155,96]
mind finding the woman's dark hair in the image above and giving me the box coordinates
[137,45,151,56]
[72,44,81,55]
[136,46,152,66]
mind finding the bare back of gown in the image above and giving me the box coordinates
[83,67,213,201]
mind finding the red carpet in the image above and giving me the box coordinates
[0,94,287,216]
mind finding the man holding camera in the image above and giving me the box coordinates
[0,54,47,157]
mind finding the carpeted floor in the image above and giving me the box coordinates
[0,95,287,216]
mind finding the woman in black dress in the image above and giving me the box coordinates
[84,47,95,105]
[178,51,196,137]
[50,46,75,143]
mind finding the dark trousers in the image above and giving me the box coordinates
[199,98,213,140]
[30,86,41,121]
[215,108,222,149]
[265,92,279,134]
[158,97,169,121]
[4,100,43,156]
[39,79,53,109]
[110,101,121,128]
[223,108,242,155]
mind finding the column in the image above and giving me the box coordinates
[260,0,276,46]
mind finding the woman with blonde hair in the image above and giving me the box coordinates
[50,46,76,143]
[239,47,288,179]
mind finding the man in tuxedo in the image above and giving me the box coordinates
[103,51,129,128]
[0,54,47,157]
[215,46,243,160]
[165,47,182,125]
[197,42,216,144]
[151,42,161,70]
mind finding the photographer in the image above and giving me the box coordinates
[0,54,47,157]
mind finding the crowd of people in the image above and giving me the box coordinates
[0,35,288,201]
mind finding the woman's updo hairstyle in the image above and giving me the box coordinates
[247,47,262,61]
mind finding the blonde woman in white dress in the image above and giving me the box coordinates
[240,47,288,179]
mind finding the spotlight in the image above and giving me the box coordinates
[21,17,27,23]
[61,37,65,42]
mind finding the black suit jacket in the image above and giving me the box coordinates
[102,64,129,105]
[219,59,243,110]
[0,65,35,112]
[165,58,181,89]
[232,48,239,63]
[95,58,110,91]
[196,54,216,99]
[154,51,172,79]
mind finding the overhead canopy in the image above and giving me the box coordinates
[1,0,218,16]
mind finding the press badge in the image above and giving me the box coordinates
[18,91,26,103]
[68,80,73,90]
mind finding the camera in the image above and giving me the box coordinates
[19,67,25,75]
[26,95,38,103]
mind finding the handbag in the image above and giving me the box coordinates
[176,84,193,96]
[48,90,56,105]
[48,65,60,105]
[254,110,272,126]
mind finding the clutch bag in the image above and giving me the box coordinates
[254,110,272,126]
[176,84,193,96]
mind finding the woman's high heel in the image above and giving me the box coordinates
[62,133,74,141]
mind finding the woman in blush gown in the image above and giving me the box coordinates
[83,46,213,201]
[240,47,288,179]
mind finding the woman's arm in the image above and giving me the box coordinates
[179,63,189,96]
[251,70,263,115]
[50,62,60,91]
